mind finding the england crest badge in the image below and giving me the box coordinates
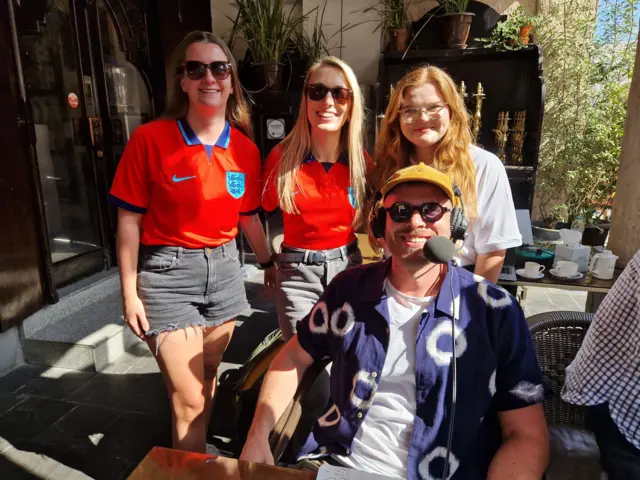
[348,186,356,208]
[226,171,245,199]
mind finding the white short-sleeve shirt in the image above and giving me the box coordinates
[455,146,522,266]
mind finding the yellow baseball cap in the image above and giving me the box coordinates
[380,163,457,204]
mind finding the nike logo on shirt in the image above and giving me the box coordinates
[172,174,196,183]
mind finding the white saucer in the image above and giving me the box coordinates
[549,269,583,280]
[516,269,544,280]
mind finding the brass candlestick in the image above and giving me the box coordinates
[460,81,467,100]
[493,111,510,163]
[472,82,485,141]
[509,111,526,164]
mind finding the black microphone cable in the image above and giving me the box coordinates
[442,263,457,479]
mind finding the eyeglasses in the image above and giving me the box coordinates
[399,102,448,124]
[178,61,232,81]
[306,83,353,105]
[387,202,452,223]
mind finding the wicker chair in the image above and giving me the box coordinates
[528,311,603,480]
[528,311,594,427]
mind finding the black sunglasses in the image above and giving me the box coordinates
[178,61,232,81]
[387,202,452,223]
[305,83,353,105]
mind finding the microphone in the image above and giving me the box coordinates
[423,235,458,479]
[423,236,455,264]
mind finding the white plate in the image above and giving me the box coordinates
[516,269,544,280]
[549,269,583,280]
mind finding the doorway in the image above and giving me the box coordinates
[14,0,153,289]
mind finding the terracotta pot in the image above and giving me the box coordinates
[437,12,475,49]
[519,24,533,44]
[388,27,410,52]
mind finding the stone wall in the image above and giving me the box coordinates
[607,27,640,266]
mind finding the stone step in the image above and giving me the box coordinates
[21,269,141,372]
[19,263,271,373]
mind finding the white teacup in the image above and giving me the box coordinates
[524,262,545,277]
[555,261,579,278]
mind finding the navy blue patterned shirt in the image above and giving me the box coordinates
[295,259,545,479]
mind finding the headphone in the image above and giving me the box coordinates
[370,184,468,242]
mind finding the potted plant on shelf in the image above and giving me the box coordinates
[475,5,542,51]
[435,0,474,49]
[228,0,306,91]
[362,0,415,52]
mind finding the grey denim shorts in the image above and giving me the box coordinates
[137,241,250,336]
[275,245,362,341]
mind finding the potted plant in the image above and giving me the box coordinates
[513,6,542,44]
[228,0,306,91]
[362,0,415,52]
[435,0,474,49]
[475,6,542,51]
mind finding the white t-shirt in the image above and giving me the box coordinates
[456,146,522,266]
[334,279,434,478]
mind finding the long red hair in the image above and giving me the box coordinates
[370,66,478,219]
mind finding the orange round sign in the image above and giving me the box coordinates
[67,93,79,109]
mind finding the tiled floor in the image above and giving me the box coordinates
[520,286,588,317]
[0,268,584,479]
[0,270,278,480]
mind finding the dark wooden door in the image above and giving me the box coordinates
[0,0,52,331]
[12,0,155,289]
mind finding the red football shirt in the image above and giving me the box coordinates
[109,118,260,248]
[262,145,371,250]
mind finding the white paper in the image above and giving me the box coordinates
[515,209,534,246]
[316,464,398,480]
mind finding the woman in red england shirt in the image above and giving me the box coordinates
[262,56,370,340]
[109,31,275,453]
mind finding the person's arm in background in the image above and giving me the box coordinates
[108,128,150,339]
[117,210,148,338]
[239,214,277,293]
[240,142,277,293]
[239,337,315,465]
[472,149,522,283]
[476,250,507,283]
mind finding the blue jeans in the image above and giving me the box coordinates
[586,403,640,479]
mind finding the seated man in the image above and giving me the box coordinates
[562,249,640,479]
[240,164,549,479]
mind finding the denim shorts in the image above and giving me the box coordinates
[275,244,362,340]
[137,241,250,336]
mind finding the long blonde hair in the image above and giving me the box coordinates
[274,56,367,225]
[165,31,254,140]
[371,66,477,219]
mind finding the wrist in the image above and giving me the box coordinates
[259,259,275,269]
[121,287,138,301]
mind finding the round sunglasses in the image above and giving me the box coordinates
[178,61,232,81]
[387,202,452,223]
[305,83,353,105]
[399,102,448,124]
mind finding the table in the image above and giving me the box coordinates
[499,270,621,313]
[128,447,315,480]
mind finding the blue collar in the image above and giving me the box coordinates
[303,151,348,165]
[363,258,458,319]
[177,119,231,149]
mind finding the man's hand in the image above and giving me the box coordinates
[240,430,275,465]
